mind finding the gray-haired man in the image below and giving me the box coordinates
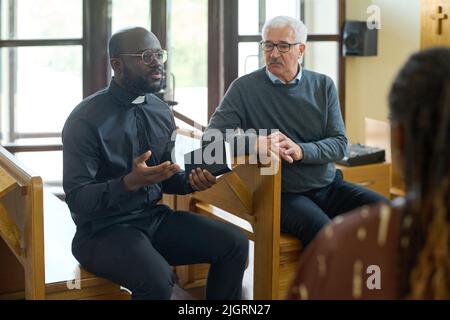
[206,16,387,247]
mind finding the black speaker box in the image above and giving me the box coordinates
[343,21,378,56]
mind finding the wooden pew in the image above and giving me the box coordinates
[170,129,301,299]
[175,152,302,299]
[0,145,130,300]
[172,129,390,299]
[364,118,400,197]
[0,145,45,299]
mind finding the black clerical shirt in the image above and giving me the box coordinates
[62,79,192,230]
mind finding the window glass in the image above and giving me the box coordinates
[238,0,301,36]
[111,0,151,33]
[265,0,301,21]
[169,0,208,127]
[238,0,339,36]
[304,41,339,89]
[238,42,261,77]
[238,0,260,35]
[304,0,339,34]
[0,0,82,39]
[16,150,62,183]
[0,46,82,135]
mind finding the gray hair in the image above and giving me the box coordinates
[262,16,308,44]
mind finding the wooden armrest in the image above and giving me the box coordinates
[0,168,18,198]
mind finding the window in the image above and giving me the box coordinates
[0,0,82,40]
[0,0,83,142]
[304,0,339,35]
[6,46,82,135]
[208,0,345,125]
[237,0,343,99]
[167,0,208,129]
[0,0,83,185]
[0,1,344,187]
[237,0,303,77]
[0,0,153,185]
[111,0,151,34]
[304,42,339,87]
[238,42,260,76]
[110,0,152,82]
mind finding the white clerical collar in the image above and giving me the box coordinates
[132,96,146,104]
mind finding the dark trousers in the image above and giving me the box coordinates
[281,169,388,247]
[72,205,248,300]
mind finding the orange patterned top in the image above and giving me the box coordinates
[287,199,406,300]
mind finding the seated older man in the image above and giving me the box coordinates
[205,16,387,247]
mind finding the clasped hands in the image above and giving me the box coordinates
[123,150,216,192]
[257,131,303,164]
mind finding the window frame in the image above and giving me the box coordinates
[208,0,346,121]
[0,0,346,181]
[0,0,112,144]
[0,0,346,144]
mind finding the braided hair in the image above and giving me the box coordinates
[389,47,450,299]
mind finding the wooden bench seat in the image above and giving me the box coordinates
[42,191,130,300]
[0,145,130,300]
[171,128,390,299]
[171,130,300,299]
[176,200,302,299]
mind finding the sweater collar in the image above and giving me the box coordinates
[265,64,302,85]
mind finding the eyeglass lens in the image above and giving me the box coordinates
[262,42,291,52]
[142,50,167,64]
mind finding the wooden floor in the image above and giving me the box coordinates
[172,278,253,300]
[173,240,254,300]
[172,284,205,300]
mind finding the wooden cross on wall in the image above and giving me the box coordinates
[431,5,448,35]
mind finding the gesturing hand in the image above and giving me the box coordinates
[123,150,181,191]
[188,168,217,191]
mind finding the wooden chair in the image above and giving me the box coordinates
[0,146,45,299]
[0,145,130,300]
[364,117,403,197]
[176,154,302,299]
[172,128,302,299]
[173,128,390,299]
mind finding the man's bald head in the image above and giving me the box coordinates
[109,27,160,59]
[108,27,165,95]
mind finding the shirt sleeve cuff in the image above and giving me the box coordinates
[184,179,195,194]
[107,176,134,203]
[298,142,314,163]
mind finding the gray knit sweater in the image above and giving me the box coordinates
[206,67,348,193]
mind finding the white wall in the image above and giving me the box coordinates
[345,0,420,143]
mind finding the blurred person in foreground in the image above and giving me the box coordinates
[288,47,450,300]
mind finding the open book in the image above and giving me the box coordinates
[184,139,232,177]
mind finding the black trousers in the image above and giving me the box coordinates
[281,169,388,247]
[72,205,248,300]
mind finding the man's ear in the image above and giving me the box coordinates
[299,43,305,54]
[298,43,306,63]
[110,58,123,75]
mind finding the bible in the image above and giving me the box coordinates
[184,139,232,177]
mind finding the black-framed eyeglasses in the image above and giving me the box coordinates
[260,41,301,53]
[120,49,168,64]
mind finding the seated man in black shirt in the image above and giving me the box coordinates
[62,27,248,300]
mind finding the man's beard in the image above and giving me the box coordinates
[123,64,164,95]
